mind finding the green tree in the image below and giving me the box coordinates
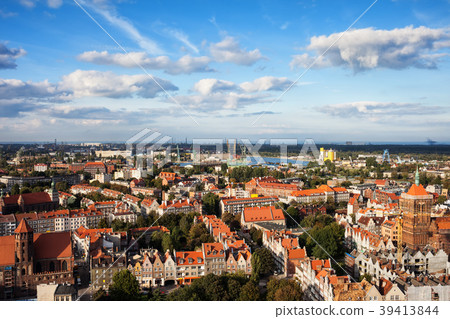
[266,278,303,301]
[202,192,220,216]
[161,233,174,252]
[285,206,300,228]
[11,184,20,195]
[251,247,275,277]
[239,281,260,301]
[109,270,141,301]
[20,186,32,194]
[136,215,148,228]
[437,195,447,205]
[55,181,69,192]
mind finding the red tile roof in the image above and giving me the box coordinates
[2,192,52,205]
[0,236,15,266]
[288,248,306,259]
[33,232,72,260]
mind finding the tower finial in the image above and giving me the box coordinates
[415,166,420,186]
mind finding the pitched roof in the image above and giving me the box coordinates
[288,248,306,259]
[0,236,15,266]
[15,218,33,233]
[33,232,72,260]
[407,184,429,196]
[242,206,285,222]
[2,192,52,206]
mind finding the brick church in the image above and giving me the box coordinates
[0,183,59,214]
[400,169,450,253]
[0,219,74,299]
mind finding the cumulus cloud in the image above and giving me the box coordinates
[193,78,237,95]
[210,36,264,65]
[290,26,450,72]
[77,50,213,74]
[317,101,444,121]
[173,92,271,111]
[0,78,60,99]
[0,43,26,69]
[240,76,293,92]
[59,70,178,98]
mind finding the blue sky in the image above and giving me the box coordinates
[0,0,449,143]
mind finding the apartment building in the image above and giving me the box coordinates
[220,196,278,215]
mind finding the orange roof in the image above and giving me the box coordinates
[291,189,325,197]
[317,185,334,192]
[407,184,429,196]
[242,206,285,222]
[15,219,33,233]
[288,248,306,259]
[0,236,15,266]
[176,251,204,265]
[203,242,225,257]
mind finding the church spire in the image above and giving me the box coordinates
[415,166,420,186]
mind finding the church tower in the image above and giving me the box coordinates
[399,170,433,250]
[14,219,34,293]
[47,181,59,203]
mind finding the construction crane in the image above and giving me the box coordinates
[397,213,403,265]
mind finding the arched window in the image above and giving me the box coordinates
[22,268,26,276]
[62,260,67,271]
[49,261,55,272]
[35,262,42,273]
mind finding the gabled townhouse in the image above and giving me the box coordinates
[357,216,386,235]
[176,251,205,285]
[226,249,252,275]
[345,226,395,253]
[140,198,160,215]
[202,242,226,275]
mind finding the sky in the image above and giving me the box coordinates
[0,0,449,143]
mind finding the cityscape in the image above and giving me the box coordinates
[0,0,450,312]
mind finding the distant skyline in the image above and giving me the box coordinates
[1,0,449,142]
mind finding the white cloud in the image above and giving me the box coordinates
[77,50,213,74]
[80,0,163,55]
[59,69,178,98]
[47,0,63,8]
[193,78,236,95]
[210,36,264,65]
[19,0,36,8]
[291,26,450,72]
[240,76,293,92]
[173,92,270,111]
[317,101,444,122]
[0,43,26,69]
[163,27,199,54]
